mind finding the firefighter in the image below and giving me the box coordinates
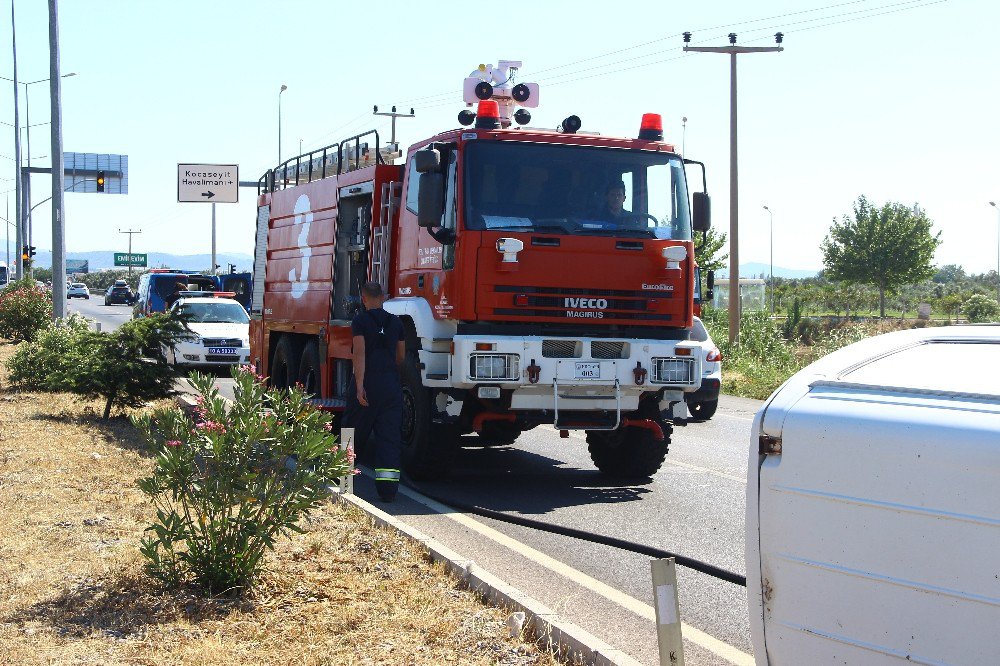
[344,281,406,502]
[164,281,188,309]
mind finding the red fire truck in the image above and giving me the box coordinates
[249,62,712,480]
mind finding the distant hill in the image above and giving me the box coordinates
[1,244,253,273]
[716,262,818,279]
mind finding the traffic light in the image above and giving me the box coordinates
[228,263,236,274]
[21,245,35,269]
[96,170,106,192]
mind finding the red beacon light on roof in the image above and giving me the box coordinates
[638,113,664,141]
[475,100,501,129]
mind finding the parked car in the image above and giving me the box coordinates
[163,294,250,367]
[685,316,721,420]
[747,324,1000,665]
[104,281,135,305]
[66,283,90,299]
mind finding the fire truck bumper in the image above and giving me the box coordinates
[447,335,703,413]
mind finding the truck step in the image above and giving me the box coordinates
[306,397,347,412]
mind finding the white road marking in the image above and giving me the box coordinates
[717,412,754,422]
[368,469,754,665]
[551,427,747,484]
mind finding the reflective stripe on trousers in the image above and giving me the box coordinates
[375,468,400,482]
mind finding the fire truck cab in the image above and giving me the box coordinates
[251,62,711,480]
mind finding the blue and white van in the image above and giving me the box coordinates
[133,270,222,318]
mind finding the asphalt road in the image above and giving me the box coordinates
[67,296,760,664]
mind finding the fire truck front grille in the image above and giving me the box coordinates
[542,340,581,358]
[591,341,629,359]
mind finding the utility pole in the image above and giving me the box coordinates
[373,105,415,153]
[684,31,783,345]
[119,228,141,276]
[990,202,999,304]
[11,0,23,280]
[48,0,66,318]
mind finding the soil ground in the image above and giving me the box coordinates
[0,343,562,666]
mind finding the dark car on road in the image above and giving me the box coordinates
[104,281,136,306]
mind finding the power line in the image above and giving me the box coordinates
[300,0,950,151]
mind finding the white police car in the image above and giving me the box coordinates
[685,316,722,420]
[165,293,250,367]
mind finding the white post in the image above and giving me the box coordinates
[651,558,685,665]
[211,202,216,275]
[339,427,355,495]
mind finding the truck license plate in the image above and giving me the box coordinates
[208,347,238,355]
[575,362,601,379]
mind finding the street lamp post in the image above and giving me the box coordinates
[2,71,76,273]
[278,84,287,164]
[990,202,999,304]
[684,31,784,345]
[763,205,774,315]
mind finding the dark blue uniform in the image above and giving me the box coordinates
[344,307,405,501]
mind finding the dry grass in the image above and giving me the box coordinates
[0,343,562,666]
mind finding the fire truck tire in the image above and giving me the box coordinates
[298,341,322,396]
[586,401,670,479]
[400,352,453,480]
[271,336,303,390]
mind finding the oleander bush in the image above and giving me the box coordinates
[133,368,353,595]
[0,278,53,342]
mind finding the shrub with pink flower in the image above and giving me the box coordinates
[0,278,53,342]
[133,367,351,594]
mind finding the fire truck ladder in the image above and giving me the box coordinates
[371,181,402,293]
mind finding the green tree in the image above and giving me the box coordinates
[67,314,186,418]
[821,196,940,318]
[694,227,728,272]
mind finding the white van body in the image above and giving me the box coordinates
[746,325,1000,665]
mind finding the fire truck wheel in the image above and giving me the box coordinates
[400,352,453,480]
[271,335,303,390]
[298,341,322,396]
[586,401,671,479]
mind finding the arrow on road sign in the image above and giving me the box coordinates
[202,191,215,199]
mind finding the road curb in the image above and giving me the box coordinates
[334,490,642,666]
[173,393,640,664]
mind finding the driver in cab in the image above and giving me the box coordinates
[593,181,641,230]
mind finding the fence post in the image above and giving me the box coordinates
[339,427,355,495]
[651,557,685,665]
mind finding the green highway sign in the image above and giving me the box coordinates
[114,253,147,267]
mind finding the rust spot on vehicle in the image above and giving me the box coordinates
[763,577,774,603]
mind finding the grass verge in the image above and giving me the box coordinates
[0,343,561,665]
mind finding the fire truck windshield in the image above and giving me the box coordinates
[463,141,692,240]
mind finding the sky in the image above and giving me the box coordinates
[1,0,998,274]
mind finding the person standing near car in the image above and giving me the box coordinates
[344,281,405,502]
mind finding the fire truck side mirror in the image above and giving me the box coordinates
[417,173,445,227]
[414,148,441,173]
[692,192,711,232]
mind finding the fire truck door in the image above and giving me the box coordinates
[333,184,374,320]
